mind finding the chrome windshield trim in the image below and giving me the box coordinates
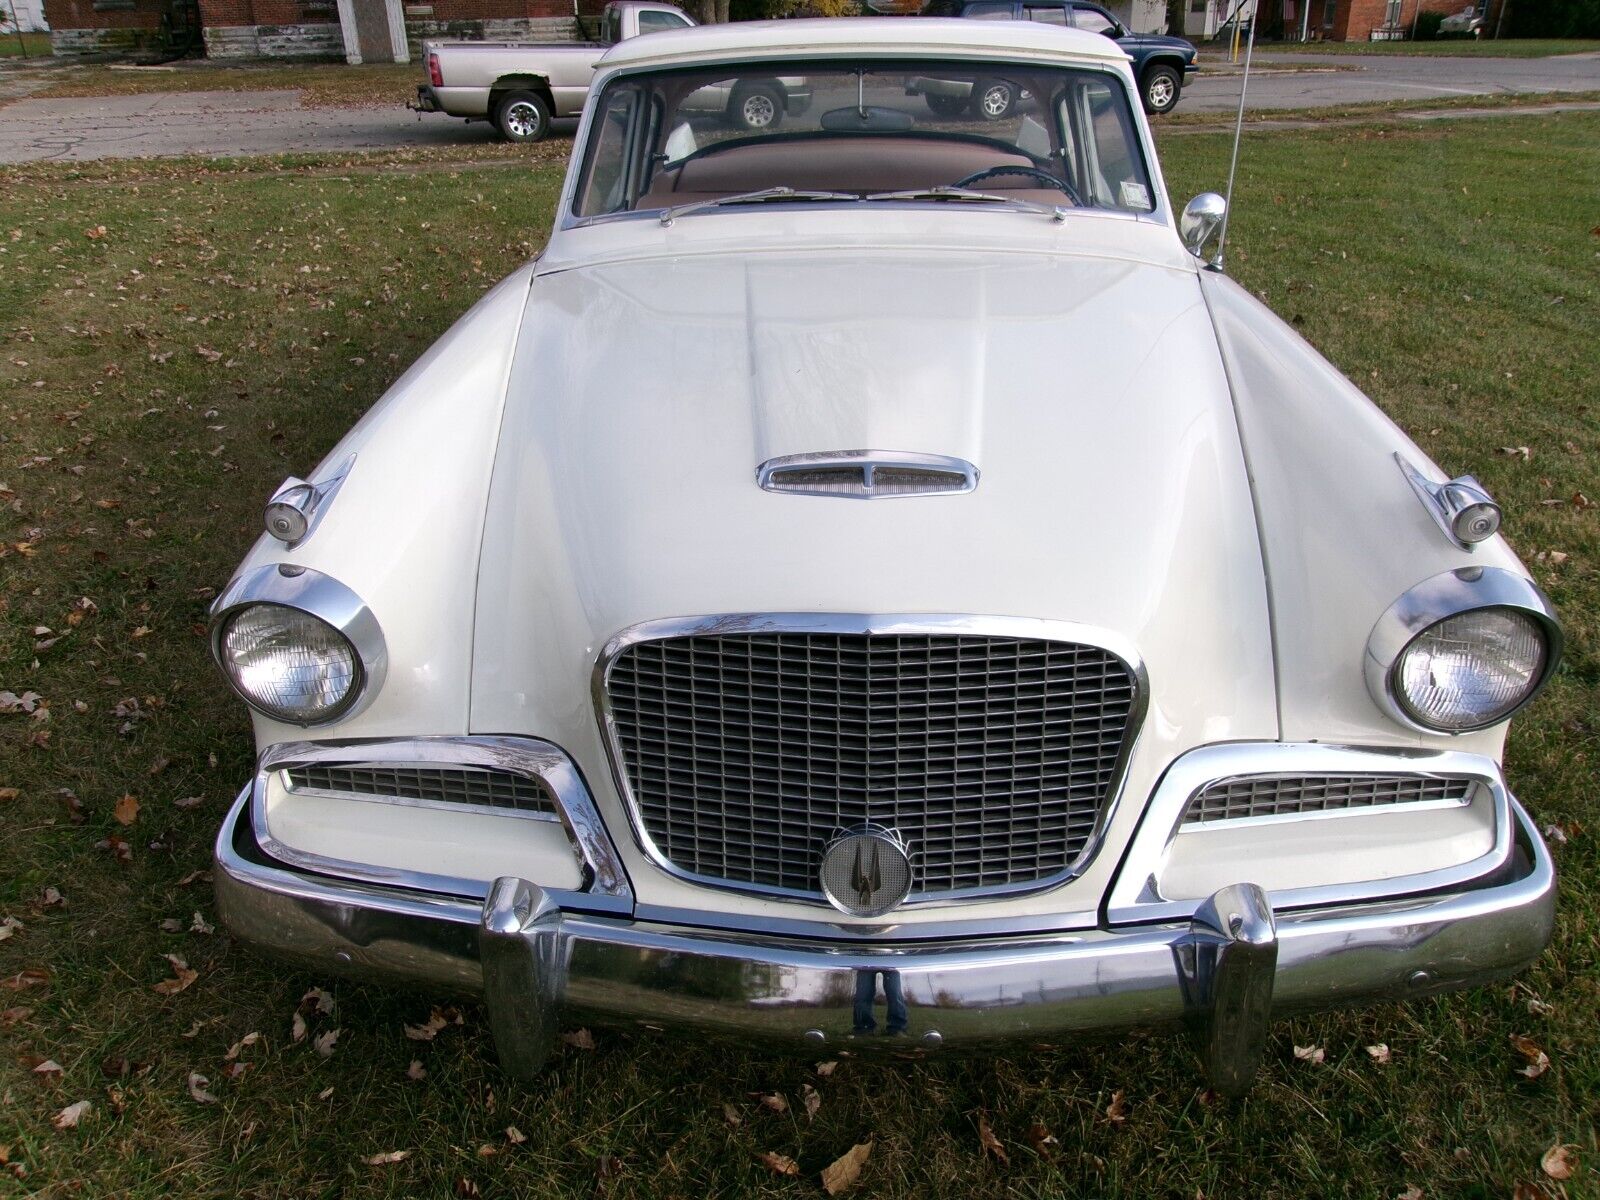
[1105,742,1515,925]
[591,613,1149,918]
[208,564,388,727]
[1363,566,1563,735]
[252,737,633,913]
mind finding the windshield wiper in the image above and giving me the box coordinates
[660,187,857,226]
[864,186,1068,222]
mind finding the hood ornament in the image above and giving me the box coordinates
[820,825,913,918]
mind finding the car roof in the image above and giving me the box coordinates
[598,16,1131,70]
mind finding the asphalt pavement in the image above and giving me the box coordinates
[0,49,1594,163]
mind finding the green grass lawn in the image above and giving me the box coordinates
[0,30,50,57]
[1262,36,1600,55]
[0,114,1596,1198]
[22,60,421,107]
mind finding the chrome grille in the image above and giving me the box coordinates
[287,764,556,815]
[1182,774,1474,825]
[604,630,1138,898]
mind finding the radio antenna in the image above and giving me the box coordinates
[1215,4,1258,269]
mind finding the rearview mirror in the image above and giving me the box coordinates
[1180,192,1226,265]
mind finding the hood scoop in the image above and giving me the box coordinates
[757,450,979,499]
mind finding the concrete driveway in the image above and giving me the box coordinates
[0,50,1594,163]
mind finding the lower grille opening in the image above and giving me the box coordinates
[286,763,556,816]
[1181,774,1475,825]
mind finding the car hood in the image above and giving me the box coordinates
[467,245,1278,912]
[1121,32,1196,53]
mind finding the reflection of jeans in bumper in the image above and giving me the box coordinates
[852,969,908,1034]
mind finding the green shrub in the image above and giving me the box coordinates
[1412,9,1444,38]
[1507,0,1600,37]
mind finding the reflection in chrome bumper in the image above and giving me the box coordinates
[215,790,1554,1093]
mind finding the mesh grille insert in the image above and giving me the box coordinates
[1182,774,1475,825]
[287,764,556,815]
[605,631,1138,897]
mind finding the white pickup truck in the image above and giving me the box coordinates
[415,0,812,143]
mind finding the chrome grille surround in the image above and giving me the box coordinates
[595,614,1146,907]
[1182,773,1476,826]
[757,450,979,499]
[286,762,557,817]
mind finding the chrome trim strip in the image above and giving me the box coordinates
[756,449,980,499]
[251,737,633,913]
[213,788,1555,1074]
[1362,566,1563,735]
[209,564,388,727]
[1105,742,1516,925]
[590,613,1149,915]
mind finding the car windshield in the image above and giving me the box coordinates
[572,59,1156,220]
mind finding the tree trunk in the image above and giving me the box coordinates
[714,0,731,20]
[1165,0,1186,35]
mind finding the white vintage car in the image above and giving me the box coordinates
[210,18,1562,1094]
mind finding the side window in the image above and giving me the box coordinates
[636,9,689,33]
[601,7,622,43]
[1073,78,1153,211]
[964,1,1018,17]
[576,86,642,216]
[1025,4,1068,22]
[1071,5,1119,34]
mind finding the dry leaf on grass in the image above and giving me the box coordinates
[113,793,140,825]
[406,1060,426,1081]
[2,1007,32,1027]
[977,1112,1009,1163]
[1293,1044,1326,1064]
[815,1060,838,1077]
[152,954,197,996]
[455,1179,482,1198]
[1028,1121,1060,1157]
[1365,1043,1391,1064]
[723,1102,743,1127]
[39,887,65,909]
[97,836,133,864]
[188,1072,218,1104]
[190,912,214,935]
[363,1150,411,1166]
[224,1032,260,1061]
[758,1092,789,1114]
[821,1141,872,1195]
[313,1029,341,1058]
[1540,1144,1577,1181]
[53,1100,91,1130]
[1104,1090,1130,1126]
[561,1028,595,1050]
[3,969,49,990]
[0,917,21,943]
[1395,1187,1423,1200]
[301,987,334,1015]
[505,1126,527,1146]
[801,1083,821,1121]
[404,1011,448,1041]
[317,1086,335,1100]
[1509,1034,1551,1079]
[756,1151,800,1177]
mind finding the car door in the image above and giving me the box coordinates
[1023,1,1069,23]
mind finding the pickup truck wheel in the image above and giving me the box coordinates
[1141,65,1181,115]
[729,83,783,131]
[970,79,1016,121]
[496,90,551,143]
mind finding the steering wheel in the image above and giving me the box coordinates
[953,165,1081,206]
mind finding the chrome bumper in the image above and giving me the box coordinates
[215,791,1553,1094]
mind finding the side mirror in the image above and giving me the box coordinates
[1180,192,1226,265]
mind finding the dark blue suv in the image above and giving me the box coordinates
[923,0,1200,114]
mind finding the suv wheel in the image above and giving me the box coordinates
[496,90,551,142]
[970,79,1016,121]
[729,83,784,131]
[1141,65,1181,115]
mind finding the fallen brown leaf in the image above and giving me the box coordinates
[723,1102,743,1127]
[1395,1187,1423,1200]
[53,1100,91,1130]
[404,1008,449,1041]
[454,1179,482,1198]
[3,969,49,990]
[757,1150,800,1177]
[152,954,198,996]
[405,1060,426,1081]
[1293,1044,1326,1064]
[815,1060,838,1076]
[1,1007,32,1026]
[1365,1043,1391,1064]
[1104,1090,1130,1126]
[301,987,334,1015]
[801,1083,821,1121]
[224,1032,260,1061]
[1027,1121,1060,1157]
[505,1126,527,1145]
[758,1092,789,1114]
[363,1150,411,1166]
[312,1029,341,1058]
[39,887,65,909]
[113,794,140,825]
[1540,1143,1577,1181]
[977,1111,1009,1163]
[188,1072,218,1104]
[561,1027,595,1050]
[821,1141,873,1195]
[1509,1034,1551,1079]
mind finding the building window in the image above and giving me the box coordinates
[1323,0,1337,24]
[92,0,136,9]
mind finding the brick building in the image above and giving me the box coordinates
[43,0,580,58]
[1267,0,1501,40]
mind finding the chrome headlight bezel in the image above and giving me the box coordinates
[1365,567,1561,735]
[210,564,387,727]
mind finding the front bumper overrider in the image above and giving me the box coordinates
[214,789,1554,1094]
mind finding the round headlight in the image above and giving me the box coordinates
[1394,606,1548,732]
[220,603,360,723]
